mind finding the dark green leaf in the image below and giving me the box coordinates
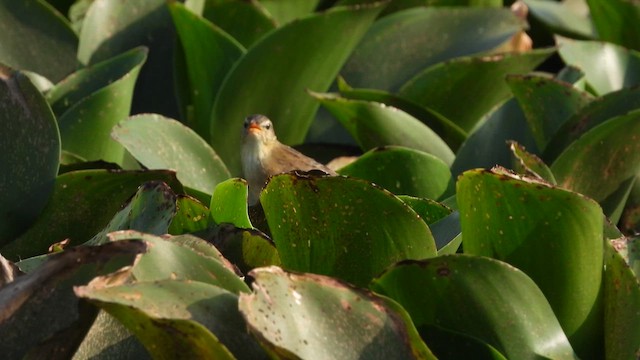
[524,0,596,39]
[397,195,452,225]
[508,141,556,184]
[259,0,320,25]
[200,0,276,48]
[586,0,640,51]
[169,195,213,235]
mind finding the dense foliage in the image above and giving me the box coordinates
[0,0,639,359]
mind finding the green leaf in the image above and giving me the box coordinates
[506,74,593,151]
[76,279,265,359]
[239,266,435,359]
[109,231,250,294]
[603,240,640,359]
[557,39,640,95]
[338,146,451,199]
[0,240,146,359]
[0,66,60,246]
[210,178,252,229]
[85,181,177,246]
[169,195,213,235]
[1,169,182,261]
[399,49,555,132]
[169,3,245,140]
[314,93,455,165]
[112,114,230,194]
[524,0,596,39]
[259,0,320,25]
[586,0,640,51]
[551,110,640,202]
[508,141,556,184]
[78,0,180,117]
[457,169,603,358]
[371,256,577,359]
[397,195,452,225]
[261,172,436,287]
[48,47,147,164]
[0,0,78,82]
[210,3,383,175]
[204,225,281,274]
[200,0,276,48]
[341,7,525,91]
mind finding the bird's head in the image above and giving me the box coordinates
[242,114,277,144]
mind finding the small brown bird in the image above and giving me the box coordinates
[241,114,337,205]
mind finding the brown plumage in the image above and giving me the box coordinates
[241,114,337,205]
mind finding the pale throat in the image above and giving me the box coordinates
[242,133,275,176]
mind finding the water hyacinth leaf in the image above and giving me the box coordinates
[399,49,555,132]
[200,0,276,48]
[169,3,245,140]
[341,7,525,92]
[259,0,320,25]
[1,170,182,261]
[112,114,230,194]
[338,146,451,199]
[0,240,146,359]
[558,39,640,95]
[544,86,640,162]
[551,110,640,202]
[337,84,467,151]
[239,266,435,360]
[49,47,147,164]
[603,240,640,360]
[371,256,577,359]
[210,3,383,175]
[210,178,252,229]
[397,195,452,225]
[418,326,507,360]
[0,66,60,246]
[338,0,503,13]
[108,231,249,294]
[76,279,265,359]
[169,195,213,235]
[314,93,455,165]
[0,0,78,82]
[508,141,556,184]
[85,181,177,246]
[586,0,640,51]
[78,0,179,117]
[261,172,436,287]
[524,0,596,39]
[506,74,593,150]
[457,169,603,358]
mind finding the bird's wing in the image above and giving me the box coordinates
[265,144,337,176]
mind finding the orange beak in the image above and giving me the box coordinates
[248,122,262,134]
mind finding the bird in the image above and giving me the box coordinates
[241,114,337,205]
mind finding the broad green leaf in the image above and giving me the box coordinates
[49,47,147,164]
[508,141,556,184]
[545,87,640,162]
[261,173,436,287]
[338,0,503,13]
[210,3,383,175]
[0,240,145,359]
[418,326,507,360]
[371,256,577,359]
[457,169,603,358]
[108,231,249,294]
[0,66,60,246]
[169,195,213,235]
[551,110,640,202]
[621,180,640,236]
[397,195,452,225]
[239,266,435,360]
[200,0,276,48]
[210,178,252,229]
[601,177,635,224]
[0,0,78,82]
[338,146,451,199]
[169,3,245,140]
[112,114,230,194]
[78,0,180,117]
[586,0,640,51]
[506,74,593,150]
[314,93,455,165]
[524,0,595,39]
[603,240,640,360]
[76,279,265,359]
[558,39,640,95]
[1,169,182,261]
[259,0,320,25]
[85,181,177,246]
[337,83,467,151]
[341,7,525,92]
[399,49,554,132]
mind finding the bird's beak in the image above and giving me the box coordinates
[248,123,262,134]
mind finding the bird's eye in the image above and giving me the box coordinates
[264,122,272,130]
